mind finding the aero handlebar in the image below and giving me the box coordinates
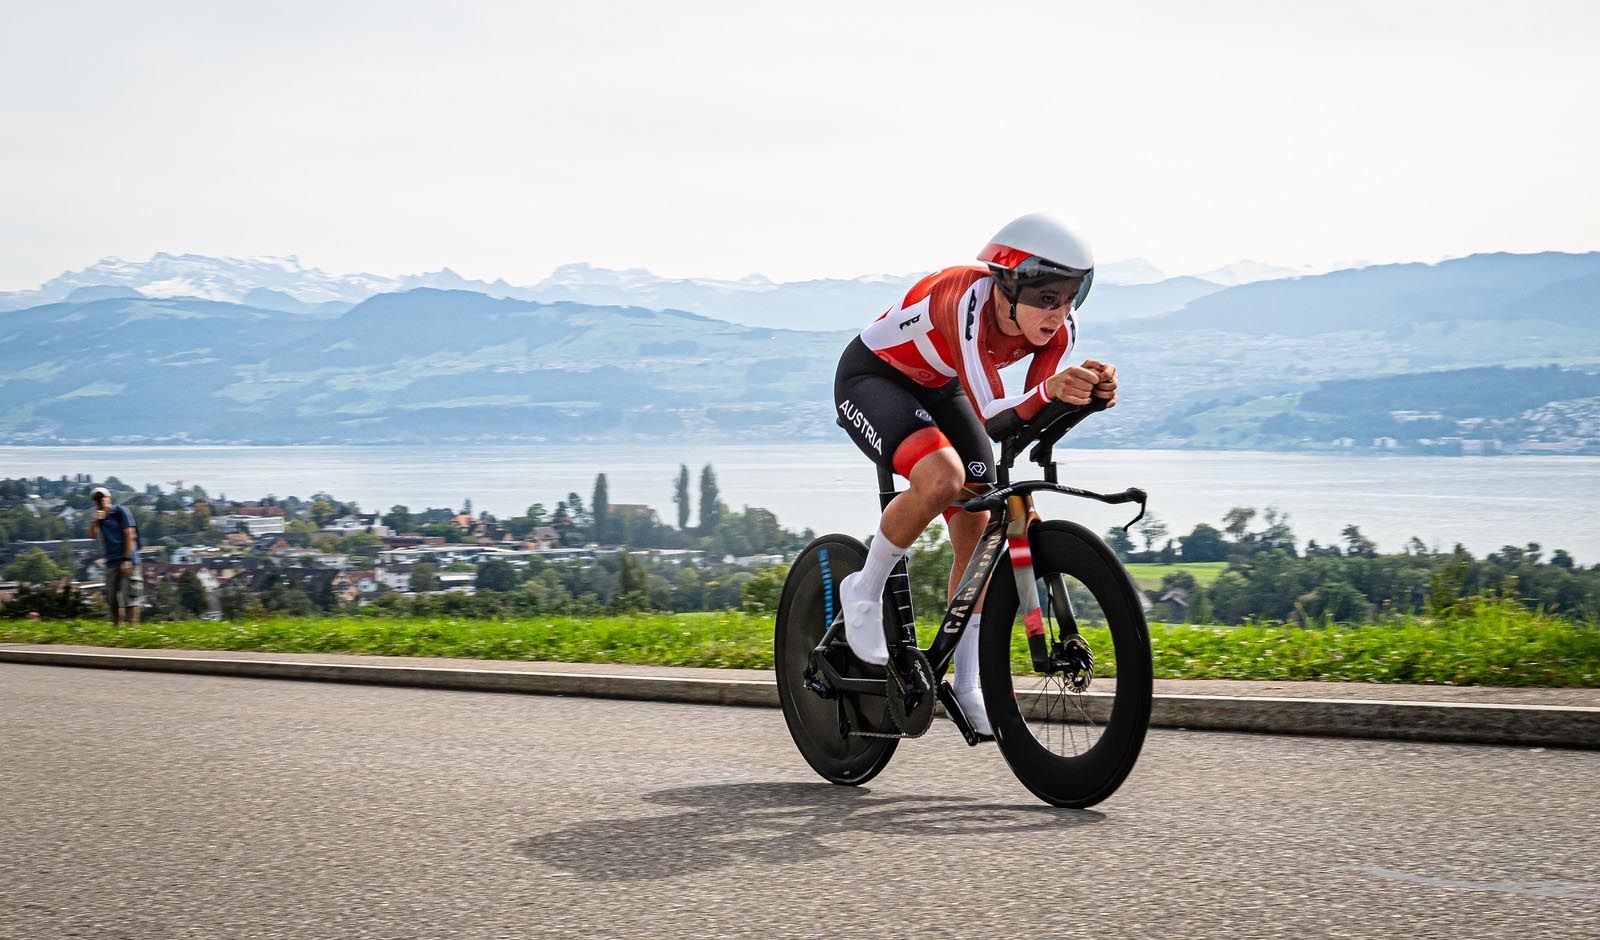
[984,394,1111,470]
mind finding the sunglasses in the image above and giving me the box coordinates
[1010,257,1093,311]
[1016,275,1088,312]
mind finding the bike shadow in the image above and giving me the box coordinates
[514,781,1102,882]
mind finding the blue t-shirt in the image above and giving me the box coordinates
[99,505,140,564]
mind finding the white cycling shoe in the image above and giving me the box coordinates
[839,572,889,666]
[953,687,993,736]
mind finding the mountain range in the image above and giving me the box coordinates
[0,252,1248,331]
[2,250,1596,447]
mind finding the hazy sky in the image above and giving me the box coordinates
[3,0,1597,289]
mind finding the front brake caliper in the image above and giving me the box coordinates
[1054,634,1095,692]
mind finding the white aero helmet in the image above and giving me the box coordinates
[978,213,1095,313]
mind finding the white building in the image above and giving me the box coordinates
[210,514,285,536]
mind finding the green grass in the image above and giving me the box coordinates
[4,597,1596,687]
[1123,561,1229,591]
[0,612,775,670]
[1142,601,1600,687]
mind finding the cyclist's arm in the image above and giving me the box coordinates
[974,326,1086,419]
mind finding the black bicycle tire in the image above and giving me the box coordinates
[774,534,898,785]
[979,520,1153,807]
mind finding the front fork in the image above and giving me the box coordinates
[1004,494,1056,672]
[1005,495,1094,684]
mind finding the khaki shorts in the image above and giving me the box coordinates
[106,563,143,610]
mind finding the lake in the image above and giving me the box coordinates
[3,443,1598,563]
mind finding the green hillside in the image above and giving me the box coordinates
[1157,366,1600,452]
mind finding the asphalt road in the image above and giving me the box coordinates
[2,664,1596,940]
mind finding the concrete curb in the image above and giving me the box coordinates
[3,647,1596,749]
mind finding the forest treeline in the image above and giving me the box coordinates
[1108,506,1595,625]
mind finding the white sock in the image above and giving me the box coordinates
[840,529,909,666]
[856,528,910,598]
[953,614,991,734]
[953,614,982,695]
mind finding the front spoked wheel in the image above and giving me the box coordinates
[980,520,1153,807]
[774,535,898,785]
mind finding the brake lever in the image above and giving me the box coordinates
[1121,488,1149,531]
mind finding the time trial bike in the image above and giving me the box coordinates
[774,397,1153,808]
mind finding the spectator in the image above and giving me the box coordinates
[88,486,141,626]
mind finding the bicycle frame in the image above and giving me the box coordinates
[804,407,1147,710]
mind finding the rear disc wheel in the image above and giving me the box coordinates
[774,535,898,785]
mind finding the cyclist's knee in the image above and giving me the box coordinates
[907,448,965,505]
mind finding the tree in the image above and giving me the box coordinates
[2,580,93,620]
[1341,525,1378,557]
[617,550,646,595]
[1208,570,1253,623]
[53,540,78,574]
[551,502,575,543]
[1259,507,1297,556]
[309,500,337,527]
[909,524,956,619]
[177,570,209,616]
[1300,579,1372,624]
[1178,523,1227,562]
[410,562,440,593]
[418,521,466,543]
[592,473,611,545]
[4,548,61,584]
[673,464,691,531]
[1186,583,1212,624]
[1428,545,1471,617]
[1135,513,1169,554]
[614,550,649,611]
[383,505,415,533]
[741,564,789,613]
[476,559,517,593]
[1103,526,1135,562]
[671,566,704,611]
[698,464,723,534]
[1222,507,1257,541]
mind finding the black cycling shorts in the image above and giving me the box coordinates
[833,337,996,484]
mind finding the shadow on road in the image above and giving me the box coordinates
[515,781,1101,882]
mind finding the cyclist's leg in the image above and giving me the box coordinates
[840,444,965,664]
[834,341,967,664]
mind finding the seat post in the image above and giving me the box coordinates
[876,464,899,512]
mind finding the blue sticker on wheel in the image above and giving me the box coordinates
[819,548,835,630]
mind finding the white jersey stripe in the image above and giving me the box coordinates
[959,278,995,416]
[913,331,956,377]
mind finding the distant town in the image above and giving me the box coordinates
[0,469,811,620]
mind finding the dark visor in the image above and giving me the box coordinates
[1015,266,1094,311]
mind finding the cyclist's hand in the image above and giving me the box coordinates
[1081,359,1118,407]
[1045,365,1101,405]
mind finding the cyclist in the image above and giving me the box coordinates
[833,213,1118,734]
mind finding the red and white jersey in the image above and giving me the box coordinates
[858,266,1075,422]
